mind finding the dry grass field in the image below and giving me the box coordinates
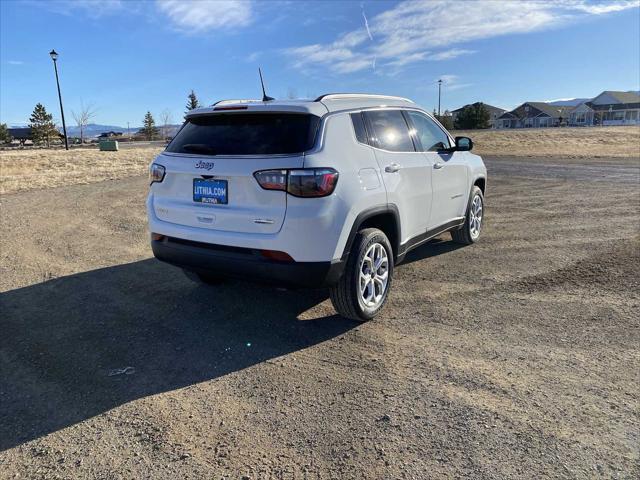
[0,126,638,195]
[0,145,163,195]
[455,125,640,158]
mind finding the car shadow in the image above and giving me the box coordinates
[400,236,465,265]
[0,259,357,451]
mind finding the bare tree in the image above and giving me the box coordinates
[71,101,97,144]
[160,109,173,140]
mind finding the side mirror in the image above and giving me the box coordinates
[455,136,473,151]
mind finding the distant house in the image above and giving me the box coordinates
[450,103,506,129]
[7,127,64,145]
[497,102,573,129]
[568,91,640,126]
[7,127,32,144]
[97,131,123,138]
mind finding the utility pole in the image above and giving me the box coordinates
[49,49,69,150]
[127,122,130,138]
[437,79,443,117]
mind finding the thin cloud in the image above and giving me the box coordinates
[361,7,373,41]
[30,0,126,18]
[428,49,475,61]
[439,74,458,84]
[334,58,373,74]
[285,0,638,74]
[156,0,254,32]
[245,51,261,62]
[386,52,429,68]
[563,0,639,14]
[447,83,473,92]
[361,3,375,70]
[7,60,25,65]
[437,75,473,92]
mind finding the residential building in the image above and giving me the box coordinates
[450,102,506,129]
[7,127,32,144]
[6,127,65,145]
[568,91,640,126]
[97,131,123,138]
[497,102,573,129]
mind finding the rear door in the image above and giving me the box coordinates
[150,112,319,235]
[363,109,432,242]
[404,110,468,229]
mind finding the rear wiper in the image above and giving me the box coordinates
[182,144,217,155]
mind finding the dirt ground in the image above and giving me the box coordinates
[455,125,640,158]
[1,153,638,479]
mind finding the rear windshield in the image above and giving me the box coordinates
[166,113,321,156]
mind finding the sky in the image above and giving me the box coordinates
[1,0,639,127]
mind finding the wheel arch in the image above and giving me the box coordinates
[473,176,486,194]
[341,205,401,261]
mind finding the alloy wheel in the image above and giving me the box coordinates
[469,194,483,239]
[359,242,389,308]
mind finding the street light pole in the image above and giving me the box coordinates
[437,79,443,117]
[49,49,69,150]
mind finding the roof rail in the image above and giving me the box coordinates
[212,99,262,106]
[314,93,414,103]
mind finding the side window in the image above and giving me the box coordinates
[350,112,368,145]
[406,111,451,152]
[363,110,415,152]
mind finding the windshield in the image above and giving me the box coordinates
[166,112,321,156]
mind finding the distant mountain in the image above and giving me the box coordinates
[546,98,590,107]
[64,123,129,137]
[60,123,181,138]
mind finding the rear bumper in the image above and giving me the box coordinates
[151,236,345,288]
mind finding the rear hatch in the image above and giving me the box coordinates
[151,111,320,235]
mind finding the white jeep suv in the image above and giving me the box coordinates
[147,94,486,321]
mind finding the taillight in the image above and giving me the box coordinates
[288,169,338,197]
[149,163,166,184]
[253,169,287,191]
[254,168,338,198]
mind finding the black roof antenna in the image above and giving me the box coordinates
[259,68,274,102]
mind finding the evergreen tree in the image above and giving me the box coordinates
[141,111,159,140]
[0,123,9,144]
[185,90,200,113]
[29,103,58,146]
[435,112,454,130]
[454,103,491,130]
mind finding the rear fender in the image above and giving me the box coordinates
[340,205,401,261]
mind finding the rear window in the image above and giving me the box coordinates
[166,113,321,156]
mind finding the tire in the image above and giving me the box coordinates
[182,269,226,285]
[452,185,484,245]
[330,228,394,321]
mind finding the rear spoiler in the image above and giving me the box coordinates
[185,105,322,118]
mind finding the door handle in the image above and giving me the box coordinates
[433,163,444,169]
[385,163,401,173]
